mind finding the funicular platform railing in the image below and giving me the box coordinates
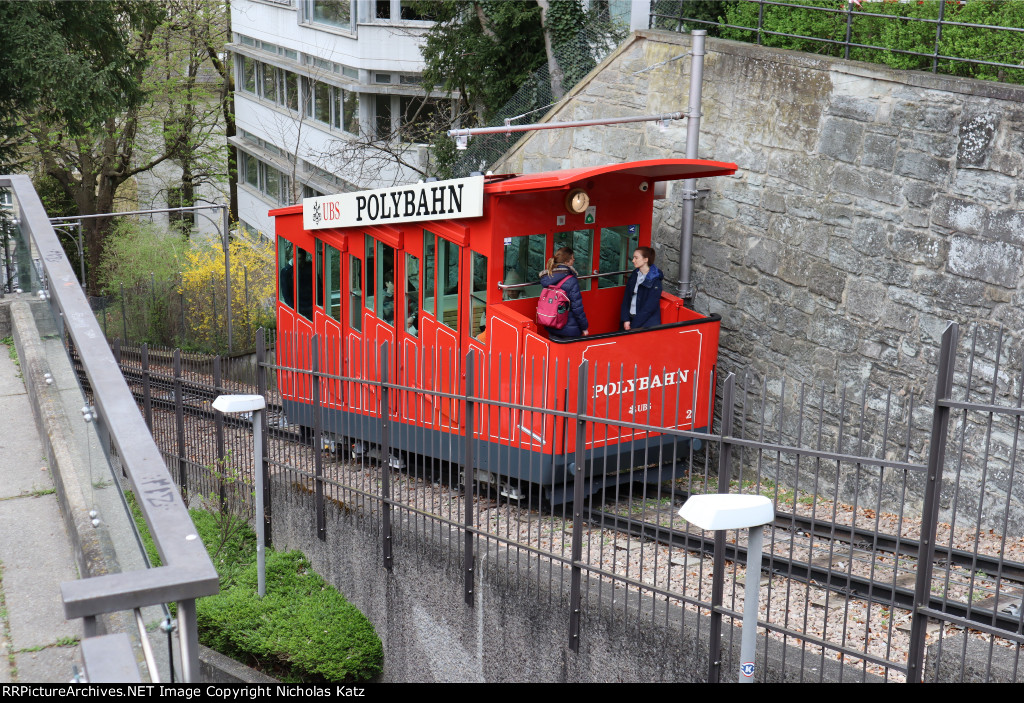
[0,175,218,682]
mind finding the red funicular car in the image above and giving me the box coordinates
[271,158,736,504]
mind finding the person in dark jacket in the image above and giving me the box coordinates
[538,247,589,339]
[621,246,663,330]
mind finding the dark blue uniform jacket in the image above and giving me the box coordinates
[620,264,663,329]
[538,266,589,338]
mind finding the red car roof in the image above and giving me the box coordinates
[484,158,737,194]
[270,158,737,217]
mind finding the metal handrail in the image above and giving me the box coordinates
[0,175,219,682]
[498,268,631,290]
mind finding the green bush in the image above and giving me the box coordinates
[719,0,1024,85]
[129,499,383,683]
[98,220,187,346]
[196,549,384,683]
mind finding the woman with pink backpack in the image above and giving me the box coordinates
[537,246,590,340]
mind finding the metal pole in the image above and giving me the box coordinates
[257,328,272,546]
[223,206,233,353]
[77,219,84,287]
[739,525,765,682]
[254,406,265,597]
[678,30,706,302]
[447,111,685,141]
[933,0,947,73]
[313,334,324,540]
[381,342,393,571]
[709,371,735,683]
[463,348,475,604]
[177,599,200,682]
[568,360,589,652]
[120,282,128,342]
[907,321,959,682]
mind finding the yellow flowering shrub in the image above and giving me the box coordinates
[180,235,276,352]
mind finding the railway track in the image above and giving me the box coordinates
[583,502,1024,635]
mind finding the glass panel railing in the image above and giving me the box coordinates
[0,175,217,683]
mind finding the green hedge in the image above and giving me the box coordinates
[128,499,383,683]
[675,0,1024,85]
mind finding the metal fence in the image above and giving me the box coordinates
[102,321,1024,682]
[2,175,219,683]
[650,0,1024,83]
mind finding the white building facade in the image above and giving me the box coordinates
[229,0,653,238]
[230,0,444,238]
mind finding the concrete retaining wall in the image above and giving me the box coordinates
[268,477,873,683]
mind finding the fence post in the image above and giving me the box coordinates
[244,266,251,347]
[223,204,233,354]
[313,334,325,541]
[174,349,188,496]
[568,360,589,652]
[907,322,959,682]
[210,272,218,349]
[141,343,152,431]
[844,3,854,60]
[463,348,476,605]
[380,342,393,572]
[256,327,272,546]
[214,355,226,510]
[932,0,947,73]
[708,372,736,683]
[756,0,765,45]
[120,282,127,342]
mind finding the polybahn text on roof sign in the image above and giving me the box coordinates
[302,175,484,230]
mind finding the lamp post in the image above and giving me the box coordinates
[211,394,267,597]
[679,494,775,683]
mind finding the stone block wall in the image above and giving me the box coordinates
[497,30,1024,530]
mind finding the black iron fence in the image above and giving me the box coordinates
[651,0,1024,84]
[97,321,1024,682]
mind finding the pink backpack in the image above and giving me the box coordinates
[536,277,571,329]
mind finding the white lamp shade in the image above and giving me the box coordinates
[212,394,266,414]
[678,494,775,530]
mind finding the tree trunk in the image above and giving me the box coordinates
[536,0,566,100]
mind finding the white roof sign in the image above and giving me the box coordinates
[303,175,484,230]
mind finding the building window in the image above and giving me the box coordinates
[239,152,292,207]
[240,56,256,94]
[375,94,392,140]
[240,57,300,113]
[314,81,331,123]
[261,63,278,102]
[400,96,446,144]
[309,0,353,31]
[335,88,359,134]
[400,0,433,21]
[371,1,434,22]
[305,79,360,135]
